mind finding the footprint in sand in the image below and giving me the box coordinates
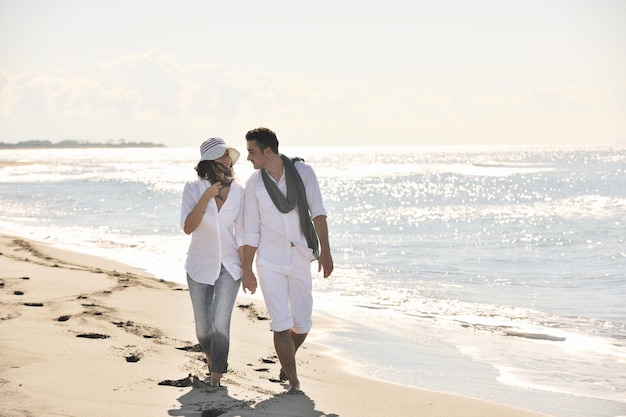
[125,354,141,362]
[175,344,202,352]
[76,332,109,339]
[237,303,270,321]
[158,374,194,387]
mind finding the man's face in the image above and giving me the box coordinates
[246,140,267,170]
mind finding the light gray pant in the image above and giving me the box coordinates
[186,266,240,374]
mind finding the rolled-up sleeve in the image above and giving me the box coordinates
[180,182,197,230]
[234,189,246,248]
[297,163,327,219]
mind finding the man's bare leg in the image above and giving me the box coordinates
[279,330,307,381]
[291,330,308,352]
[274,330,305,393]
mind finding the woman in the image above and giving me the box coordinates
[180,137,244,387]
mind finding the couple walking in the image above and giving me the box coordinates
[180,127,334,394]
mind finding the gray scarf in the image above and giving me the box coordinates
[261,155,319,259]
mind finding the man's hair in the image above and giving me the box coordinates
[246,127,279,154]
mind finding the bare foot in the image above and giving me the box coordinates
[192,375,220,392]
[286,385,303,395]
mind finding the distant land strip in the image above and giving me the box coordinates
[0,140,165,149]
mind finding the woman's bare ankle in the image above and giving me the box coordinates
[210,372,222,386]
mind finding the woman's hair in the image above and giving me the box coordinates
[195,160,234,185]
[245,127,279,154]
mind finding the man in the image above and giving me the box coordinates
[241,127,333,394]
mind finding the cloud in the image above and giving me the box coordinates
[469,83,626,116]
[1,49,625,146]
[99,50,180,119]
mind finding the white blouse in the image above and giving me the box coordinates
[180,179,245,285]
[243,160,327,264]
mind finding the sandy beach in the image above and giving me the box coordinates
[0,233,554,417]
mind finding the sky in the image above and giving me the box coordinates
[0,0,625,148]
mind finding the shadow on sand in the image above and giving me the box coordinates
[240,390,340,417]
[167,377,338,417]
[167,383,253,417]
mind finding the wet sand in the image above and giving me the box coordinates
[0,233,553,417]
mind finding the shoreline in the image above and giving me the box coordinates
[0,232,554,417]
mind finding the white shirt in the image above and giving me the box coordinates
[243,160,327,264]
[181,179,245,284]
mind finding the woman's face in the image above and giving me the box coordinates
[213,150,232,169]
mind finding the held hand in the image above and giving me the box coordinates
[317,251,334,278]
[204,181,222,199]
[242,271,258,294]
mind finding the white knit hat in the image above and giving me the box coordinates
[199,137,240,165]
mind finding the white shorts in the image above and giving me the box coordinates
[256,246,313,333]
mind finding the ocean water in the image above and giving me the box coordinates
[1,145,625,417]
